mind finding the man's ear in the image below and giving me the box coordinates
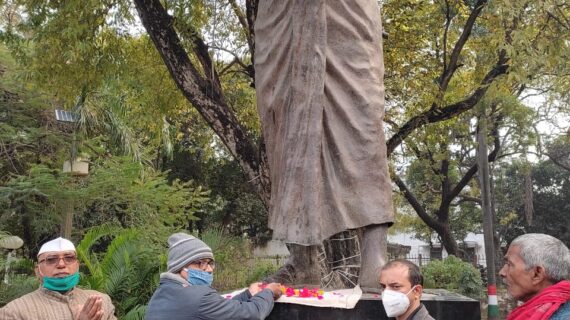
[34,265,43,282]
[413,284,423,298]
[531,265,548,285]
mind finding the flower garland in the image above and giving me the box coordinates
[259,283,324,299]
[283,286,324,299]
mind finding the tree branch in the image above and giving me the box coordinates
[132,0,267,203]
[245,0,258,81]
[228,0,249,37]
[438,0,489,92]
[445,115,501,204]
[228,0,256,81]
[387,51,508,156]
[210,45,249,70]
[442,0,452,73]
[456,195,482,205]
[547,10,570,30]
[393,174,443,232]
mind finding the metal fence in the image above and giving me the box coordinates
[403,253,487,267]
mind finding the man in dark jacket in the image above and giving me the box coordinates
[379,259,434,320]
[145,233,282,320]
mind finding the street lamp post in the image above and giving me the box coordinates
[55,109,88,238]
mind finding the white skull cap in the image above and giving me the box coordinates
[37,237,76,257]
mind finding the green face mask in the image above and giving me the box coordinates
[43,272,80,292]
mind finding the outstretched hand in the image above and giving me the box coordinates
[264,283,283,300]
[76,296,103,320]
[248,282,264,296]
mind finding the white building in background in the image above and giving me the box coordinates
[387,232,487,266]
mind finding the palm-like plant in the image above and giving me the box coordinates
[76,225,163,319]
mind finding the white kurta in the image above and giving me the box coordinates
[255,0,394,245]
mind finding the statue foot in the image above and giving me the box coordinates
[263,243,321,286]
[358,224,388,291]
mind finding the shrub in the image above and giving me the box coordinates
[0,274,39,307]
[200,229,280,292]
[245,260,279,285]
[422,255,483,299]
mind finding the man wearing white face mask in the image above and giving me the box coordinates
[379,259,434,320]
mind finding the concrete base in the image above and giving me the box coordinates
[267,289,481,320]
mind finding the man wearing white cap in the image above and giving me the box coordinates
[145,232,283,320]
[0,237,116,320]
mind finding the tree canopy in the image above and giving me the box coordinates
[1,0,569,281]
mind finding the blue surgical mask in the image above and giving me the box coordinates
[43,272,80,292]
[184,268,213,286]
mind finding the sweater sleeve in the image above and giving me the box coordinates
[231,289,253,302]
[198,288,275,320]
[0,304,19,320]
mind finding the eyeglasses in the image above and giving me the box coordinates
[38,254,78,266]
[191,259,215,269]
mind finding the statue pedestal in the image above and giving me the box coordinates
[267,289,481,320]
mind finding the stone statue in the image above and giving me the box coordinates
[254,0,393,289]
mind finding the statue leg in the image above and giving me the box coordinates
[359,224,389,292]
[265,244,321,286]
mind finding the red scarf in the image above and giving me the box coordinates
[507,280,570,320]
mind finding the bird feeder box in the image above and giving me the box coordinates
[63,157,89,176]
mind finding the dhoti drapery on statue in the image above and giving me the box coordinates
[255,0,394,246]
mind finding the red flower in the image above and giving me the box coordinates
[280,286,324,299]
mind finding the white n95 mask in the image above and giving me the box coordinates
[381,285,417,317]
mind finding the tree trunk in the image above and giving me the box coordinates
[439,224,462,258]
[132,0,269,204]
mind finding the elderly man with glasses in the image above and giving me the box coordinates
[0,237,116,320]
[145,232,283,320]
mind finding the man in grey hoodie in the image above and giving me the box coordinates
[145,233,282,320]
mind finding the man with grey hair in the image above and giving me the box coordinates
[145,232,283,320]
[500,233,570,320]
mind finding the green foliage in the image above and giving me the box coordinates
[0,45,68,184]
[121,305,147,320]
[78,157,211,230]
[244,261,278,286]
[383,0,569,254]
[422,256,483,299]
[77,225,163,318]
[0,165,65,255]
[201,229,251,291]
[0,274,38,307]
[0,158,213,257]
[197,229,276,292]
[0,242,37,308]
[198,159,270,244]
[494,157,570,247]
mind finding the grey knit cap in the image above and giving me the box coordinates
[167,233,214,273]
